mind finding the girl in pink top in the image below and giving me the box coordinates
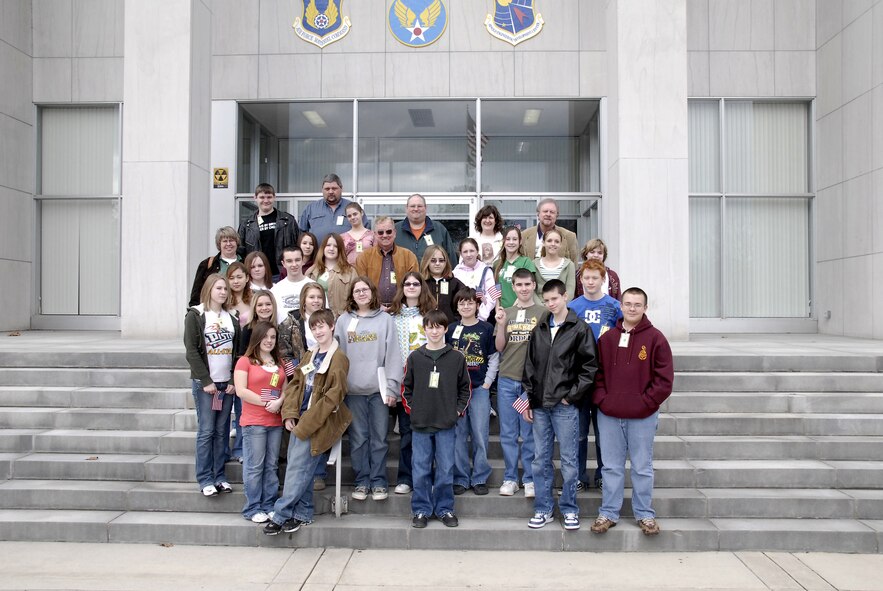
[341,202,375,265]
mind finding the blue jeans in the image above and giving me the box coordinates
[241,424,282,519]
[497,377,535,484]
[192,380,233,488]
[313,452,329,480]
[224,396,243,461]
[578,402,603,484]
[396,402,412,487]
[531,402,579,516]
[454,386,492,487]
[597,410,659,521]
[411,427,456,517]
[347,393,390,488]
[271,432,323,524]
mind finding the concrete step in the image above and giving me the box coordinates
[673,354,883,372]
[0,510,878,552]
[0,408,186,431]
[0,368,189,389]
[0,387,191,409]
[675,372,883,392]
[0,351,187,369]
[669,413,883,436]
[663,392,883,414]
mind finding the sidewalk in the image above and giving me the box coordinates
[2,542,882,590]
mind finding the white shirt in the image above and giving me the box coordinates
[271,277,312,323]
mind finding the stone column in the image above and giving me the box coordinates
[603,0,690,340]
[121,0,212,337]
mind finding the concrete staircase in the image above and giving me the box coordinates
[1,348,882,552]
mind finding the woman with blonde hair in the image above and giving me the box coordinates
[493,225,538,309]
[309,232,357,315]
[534,229,575,298]
[420,245,466,324]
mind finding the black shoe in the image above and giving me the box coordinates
[216,482,233,493]
[453,484,467,495]
[594,478,603,489]
[440,512,459,527]
[263,521,283,536]
[412,513,428,528]
[282,518,303,533]
[473,483,489,496]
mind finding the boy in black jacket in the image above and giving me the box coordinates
[402,310,472,528]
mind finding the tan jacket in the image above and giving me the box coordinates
[521,225,580,263]
[282,339,352,456]
[354,245,418,286]
[309,265,357,316]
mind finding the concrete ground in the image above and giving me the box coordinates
[2,542,882,590]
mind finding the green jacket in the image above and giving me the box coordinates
[183,304,242,386]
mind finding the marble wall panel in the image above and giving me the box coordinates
[815,33,842,116]
[0,259,31,330]
[872,85,883,172]
[872,2,883,86]
[815,259,844,335]
[258,53,322,98]
[686,0,708,51]
[873,252,883,339]
[775,0,816,50]
[749,0,774,50]
[258,0,321,55]
[33,0,72,57]
[579,0,607,51]
[514,52,579,97]
[190,0,212,173]
[579,51,607,98]
[842,173,873,258]
[33,57,71,103]
[816,109,843,190]
[385,52,449,97]
[775,51,815,96]
[320,53,385,98]
[0,41,33,123]
[0,114,34,194]
[450,51,513,97]
[872,168,883,253]
[814,185,844,261]
[842,92,873,181]
[0,0,33,55]
[449,0,502,54]
[841,10,872,103]
[0,186,34,263]
[688,50,710,96]
[212,0,259,56]
[72,0,124,57]
[211,55,259,99]
[816,0,843,48]
[841,253,874,337]
[511,0,579,52]
[321,0,386,54]
[709,0,751,50]
[72,57,123,101]
[709,51,774,96]
[842,0,873,25]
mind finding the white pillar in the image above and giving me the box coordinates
[121,0,212,337]
[603,0,690,340]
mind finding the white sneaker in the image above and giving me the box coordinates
[202,485,218,497]
[394,483,412,494]
[523,482,535,498]
[352,485,369,501]
[499,481,519,496]
[372,487,389,501]
[251,512,269,523]
[230,428,237,438]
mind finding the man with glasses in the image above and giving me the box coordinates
[298,173,369,243]
[355,216,418,309]
[521,198,580,262]
[238,183,300,282]
[590,287,674,537]
[395,194,458,264]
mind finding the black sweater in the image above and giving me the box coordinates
[402,344,471,433]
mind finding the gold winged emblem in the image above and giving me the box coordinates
[305,0,339,29]
[393,0,441,29]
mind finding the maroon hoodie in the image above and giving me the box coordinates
[593,315,674,419]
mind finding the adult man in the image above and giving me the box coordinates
[298,173,368,243]
[355,216,418,308]
[394,194,457,264]
[238,183,300,282]
[590,287,674,537]
[521,198,580,262]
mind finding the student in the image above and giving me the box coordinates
[264,309,352,535]
[237,183,300,282]
[494,226,538,310]
[520,279,597,531]
[299,232,318,277]
[578,238,622,301]
[453,238,496,321]
[244,251,273,291]
[590,287,673,537]
[447,288,498,496]
[493,268,544,497]
[533,229,576,298]
[568,259,623,491]
[420,245,466,324]
[309,232,357,316]
[341,202,375,265]
[403,309,471,529]
[271,246,312,323]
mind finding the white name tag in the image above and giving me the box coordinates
[336,215,344,225]
[619,333,630,348]
[452,325,464,339]
[424,235,434,246]
[429,371,440,388]
[390,271,397,284]
[319,271,330,283]
[300,361,316,374]
[516,309,526,323]
[440,280,449,295]
[356,241,363,252]
[347,317,359,333]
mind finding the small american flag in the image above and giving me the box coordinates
[486,283,503,302]
[512,395,530,414]
[260,388,280,402]
[211,391,224,411]
[283,359,296,376]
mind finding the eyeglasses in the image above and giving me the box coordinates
[353,288,370,295]
[429,258,445,263]
[403,281,421,287]
[376,229,394,236]
[622,303,645,310]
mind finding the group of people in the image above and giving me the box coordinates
[183,174,674,537]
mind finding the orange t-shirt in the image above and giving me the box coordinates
[234,357,285,427]
[411,222,426,241]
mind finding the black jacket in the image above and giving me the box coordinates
[188,252,244,307]
[402,344,471,432]
[522,309,598,409]
[237,209,300,270]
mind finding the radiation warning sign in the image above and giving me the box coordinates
[213,168,229,189]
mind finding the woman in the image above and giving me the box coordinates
[534,229,576,297]
[388,272,437,496]
[334,277,402,501]
[494,226,538,309]
[309,233,357,316]
[227,262,253,326]
[245,251,273,291]
[299,231,318,276]
[184,273,241,497]
[240,290,278,355]
[188,226,241,306]
[420,245,466,324]
[341,202,375,265]
[470,204,504,265]
[233,321,285,523]
[453,238,496,321]
[576,238,622,300]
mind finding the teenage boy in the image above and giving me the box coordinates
[403,309,471,529]
[271,246,312,323]
[447,288,498,496]
[238,183,300,281]
[521,279,597,531]
[568,259,623,491]
[264,309,352,535]
[493,268,544,497]
[590,287,673,537]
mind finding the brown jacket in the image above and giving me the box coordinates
[281,339,352,456]
[354,244,418,286]
[309,265,357,316]
[521,225,580,263]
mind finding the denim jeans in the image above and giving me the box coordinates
[192,380,233,488]
[411,427,456,517]
[454,386,492,487]
[346,393,390,488]
[497,377,535,484]
[313,452,329,480]
[223,396,244,462]
[271,432,323,524]
[597,409,659,521]
[577,402,603,484]
[395,402,412,487]
[241,424,282,518]
[531,402,579,516]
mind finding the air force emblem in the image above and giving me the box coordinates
[293,0,351,48]
[485,0,544,46]
[389,0,447,48]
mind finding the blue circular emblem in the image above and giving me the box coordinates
[388,0,447,48]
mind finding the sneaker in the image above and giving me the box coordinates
[313,478,326,491]
[216,482,233,493]
[528,512,554,529]
[201,485,218,497]
[590,516,617,534]
[453,484,467,496]
[637,517,660,536]
[473,483,489,496]
[440,512,459,527]
[394,483,411,494]
[263,521,283,536]
[411,513,428,528]
[230,428,237,438]
[523,482,535,498]
[352,485,369,501]
[563,513,580,530]
[594,477,603,489]
[499,481,519,496]
[372,487,388,501]
[282,518,304,533]
[250,512,269,524]
[575,481,586,493]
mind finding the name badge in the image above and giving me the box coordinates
[319,271,330,283]
[300,361,316,374]
[440,280,449,295]
[424,235,434,246]
[516,309,526,323]
[618,333,630,348]
[347,317,359,333]
[270,373,280,387]
[356,241,363,253]
[336,215,344,225]
[390,271,397,284]
[429,371,440,388]
[452,325,464,339]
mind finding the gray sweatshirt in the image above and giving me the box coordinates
[334,308,404,400]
